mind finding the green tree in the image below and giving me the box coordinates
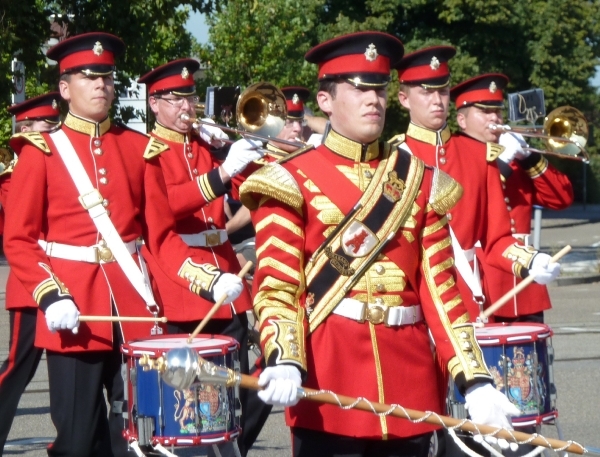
[0,0,215,147]
[202,0,600,152]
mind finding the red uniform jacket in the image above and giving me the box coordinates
[479,154,573,317]
[0,171,38,310]
[141,123,252,322]
[240,130,492,439]
[5,113,217,352]
[403,125,535,318]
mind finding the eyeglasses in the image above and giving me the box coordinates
[156,95,200,107]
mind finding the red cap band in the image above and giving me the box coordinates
[398,62,449,83]
[14,105,59,122]
[319,54,390,78]
[59,49,115,73]
[147,73,195,94]
[456,87,504,107]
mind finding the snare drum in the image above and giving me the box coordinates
[121,335,241,447]
[448,323,557,427]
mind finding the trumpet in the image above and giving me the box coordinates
[489,106,589,162]
[181,82,307,152]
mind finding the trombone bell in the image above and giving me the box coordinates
[544,106,588,158]
[236,82,286,138]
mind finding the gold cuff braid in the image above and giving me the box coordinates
[448,324,491,382]
[178,258,221,295]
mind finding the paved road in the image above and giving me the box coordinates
[2,204,600,456]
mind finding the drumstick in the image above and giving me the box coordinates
[187,261,253,344]
[79,315,168,323]
[481,245,571,320]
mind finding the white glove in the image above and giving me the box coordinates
[197,118,229,148]
[498,132,531,164]
[530,253,561,285]
[306,133,323,147]
[212,273,243,304]
[221,138,265,177]
[45,299,80,334]
[465,383,520,449]
[257,365,302,407]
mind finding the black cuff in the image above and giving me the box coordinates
[39,291,75,313]
[266,352,308,382]
[454,373,492,396]
[517,152,543,170]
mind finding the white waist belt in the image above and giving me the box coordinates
[333,298,423,326]
[39,240,136,264]
[180,229,228,247]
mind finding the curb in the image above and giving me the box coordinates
[554,273,600,287]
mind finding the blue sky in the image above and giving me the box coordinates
[186,11,209,44]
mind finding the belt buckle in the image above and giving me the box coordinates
[366,303,388,325]
[95,240,114,263]
[205,232,221,247]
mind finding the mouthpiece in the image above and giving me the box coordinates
[180,113,198,123]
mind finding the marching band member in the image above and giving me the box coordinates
[240,31,519,457]
[137,58,262,456]
[395,47,561,322]
[451,73,574,322]
[3,34,244,457]
[0,92,61,455]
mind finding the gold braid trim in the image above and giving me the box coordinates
[486,142,505,162]
[33,263,70,304]
[239,163,303,211]
[197,173,218,202]
[422,217,448,237]
[143,137,169,159]
[177,258,220,295]
[448,324,491,382]
[503,243,536,270]
[430,168,463,215]
[271,315,306,368]
[257,257,301,282]
[11,132,51,154]
[526,155,549,178]
[255,213,304,237]
[255,236,302,260]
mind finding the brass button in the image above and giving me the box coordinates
[505,197,510,203]
[376,283,386,293]
[507,206,512,211]
[510,219,515,225]
[439,149,446,156]
[93,148,103,156]
[439,157,446,165]
[99,177,108,185]
[187,153,193,159]
[99,168,107,175]
[447,213,453,221]
[511,227,516,233]
[193,169,199,175]
[93,139,102,147]
[375,265,385,275]
[364,170,373,178]
[102,199,109,207]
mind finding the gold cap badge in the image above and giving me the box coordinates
[52,99,58,110]
[382,170,405,203]
[292,93,300,105]
[489,81,497,93]
[93,41,104,56]
[430,56,440,71]
[181,67,190,79]
[364,43,379,62]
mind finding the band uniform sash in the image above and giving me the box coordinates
[292,147,425,333]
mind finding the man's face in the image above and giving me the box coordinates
[21,120,57,133]
[317,81,387,144]
[271,118,303,152]
[457,106,503,143]
[149,94,197,134]
[398,85,450,131]
[59,73,115,122]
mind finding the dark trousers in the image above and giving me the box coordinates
[46,325,133,457]
[0,308,44,455]
[291,427,432,457]
[495,311,544,324]
[168,312,270,457]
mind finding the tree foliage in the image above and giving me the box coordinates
[202,0,600,152]
[0,0,213,147]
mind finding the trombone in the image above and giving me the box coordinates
[489,106,590,162]
[181,82,307,156]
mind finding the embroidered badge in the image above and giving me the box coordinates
[181,67,190,80]
[325,247,355,276]
[292,93,300,105]
[93,41,104,56]
[364,43,378,62]
[489,81,497,93]
[341,221,378,257]
[382,170,405,203]
[52,99,58,110]
[430,56,440,70]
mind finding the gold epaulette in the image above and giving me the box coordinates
[486,142,505,162]
[143,137,170,159]
[10,132,51,154]
[430,168,463,215]
[239,163,303,211]
[387,133,406,150]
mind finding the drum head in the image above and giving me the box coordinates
[121,334,239,357]
[475,323,552,345]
